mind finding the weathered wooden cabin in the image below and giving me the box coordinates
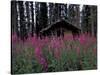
[40,19,81,37]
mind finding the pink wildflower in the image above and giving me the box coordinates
[34,47,42,59]
[12,33,18,43]
[34,47,48,71]
[78,34,86,45]
[40,57,48,71]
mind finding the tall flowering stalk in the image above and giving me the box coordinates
[78,34,86,45]
[34,46,48,71]
[12,33,19,43]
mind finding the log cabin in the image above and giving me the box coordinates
[40,19,81,38]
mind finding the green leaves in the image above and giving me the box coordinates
[12,55,33,74]
[12,33,97,73]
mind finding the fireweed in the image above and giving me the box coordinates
[11,33,97,73]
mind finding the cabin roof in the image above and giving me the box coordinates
[40,19,81,33]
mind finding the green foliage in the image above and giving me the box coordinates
[12,34,97,74]
[12,47,44,74]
